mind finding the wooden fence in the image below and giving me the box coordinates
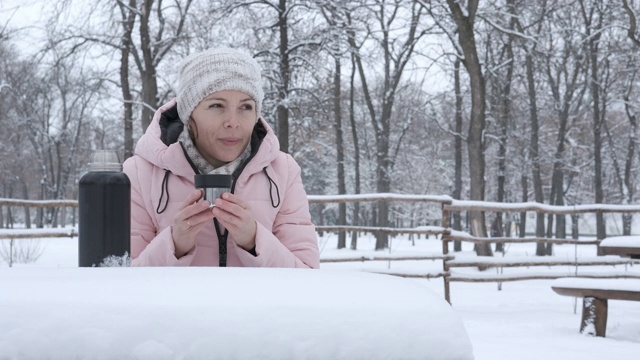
[310,195,640,304]
[3,195,640,304]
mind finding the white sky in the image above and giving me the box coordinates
[0,0,49,54]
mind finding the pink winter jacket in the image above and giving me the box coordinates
[122,99,320,268]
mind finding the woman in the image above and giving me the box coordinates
[123,47,319,268]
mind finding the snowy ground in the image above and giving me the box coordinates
[2,231,640,359]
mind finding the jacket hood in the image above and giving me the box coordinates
[134,99,281,180]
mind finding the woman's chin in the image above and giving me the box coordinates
[215,152,241,164]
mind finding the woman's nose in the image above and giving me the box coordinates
[224,112,240,128]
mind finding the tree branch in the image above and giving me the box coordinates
[623,0,640,46]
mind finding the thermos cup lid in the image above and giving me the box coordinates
[194,174,233,188]
[89,150,122,172]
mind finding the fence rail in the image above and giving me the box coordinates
[445,235,601,245]
[3,195,640,304]
[0,230,77,239]
[0,198,78,208]
[315,225,445,236]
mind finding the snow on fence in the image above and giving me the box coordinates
[439,200,640,302]
[310,194,640,303]
[3,195,640,303]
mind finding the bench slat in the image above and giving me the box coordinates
[552,286,640,301]
[600,246,640,258]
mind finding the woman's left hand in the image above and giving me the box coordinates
[211,192,257,251]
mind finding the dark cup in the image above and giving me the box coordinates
[195,174,232,202]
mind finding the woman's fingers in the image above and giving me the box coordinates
[178,189,204,211]
[172,190,215,258]
[211,193,257,249]
[177,189,212,222]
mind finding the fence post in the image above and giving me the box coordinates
[441,201,452,304]
[9,238,14,267]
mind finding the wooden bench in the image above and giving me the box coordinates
[551,278,640,337]
[599,236,640,259]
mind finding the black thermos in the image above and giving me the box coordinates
[78,150,131,267]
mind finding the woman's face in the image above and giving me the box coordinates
[189,90,257,168]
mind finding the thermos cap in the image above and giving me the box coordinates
[89,150,122,172]
[194,174,233,188]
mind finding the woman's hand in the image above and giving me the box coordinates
[211,193,257,251]
[172,189,215,258]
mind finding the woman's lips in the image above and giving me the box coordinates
[220,138,241,146]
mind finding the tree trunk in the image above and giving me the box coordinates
[493,3,515,252]
[447,0,492,256]
[346,4,427,250]
[520,175,527,238]
[580,1,606,243]
[22,179,31,228]
[349,53,361,250]
[0,183,4,229]
[333,56,347,249]
[374,170,390,250]
[119,0,136,159]
[6,184,14,229]
[277,0,290,153]
[622,0,639,237]
[37,182,44,228]
[622,91,637,236]
[524,50,546,254]
[512,0,548,252]
[453,57,463,251]
[139,0,159,131]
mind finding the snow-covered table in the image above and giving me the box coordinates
[0,267,474,360]
[599,236,640,258]
[551,278,640,337]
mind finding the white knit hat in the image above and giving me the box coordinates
[176,47,264,123]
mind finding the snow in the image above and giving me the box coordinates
[552,278,640,292]
[447,254,637,266]
[2,232,640,359]
[307,193,452,203]
[600,236,640,248]
[0,227,76,237]
[0,265,472,359]
[449,199,640,213]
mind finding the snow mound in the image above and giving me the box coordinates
[0,267,473,360]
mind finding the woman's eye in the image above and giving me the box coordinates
[209,103,223,109]
[241,104,254,111]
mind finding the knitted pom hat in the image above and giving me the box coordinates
[176,47,264,123]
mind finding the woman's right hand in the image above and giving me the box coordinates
[172,189,215,258]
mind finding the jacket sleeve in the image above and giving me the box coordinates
[124,157,195,266]
[236,155,320,269]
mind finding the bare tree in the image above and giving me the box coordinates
[319,3,349,248]
[49,0,192,140]
[5,48,100,225]
[579,0,609,244]
[539,4,587,253]
[444,0,492,255]
[117,0,137,159]
[623,0,640,46]
[484,0,518,252]
[348,50,362,250]
[136,0,193,131]
[346,0,430,250]
[452,57,464,251]
[509,0,551,255]
[215,0,324,154]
